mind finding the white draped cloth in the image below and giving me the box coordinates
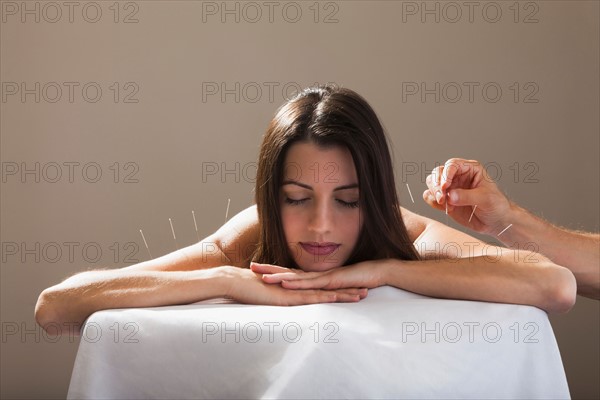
[68,286,569,399]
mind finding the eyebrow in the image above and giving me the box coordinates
[281,179,359,192]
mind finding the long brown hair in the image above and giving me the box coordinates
[253,84,420,267]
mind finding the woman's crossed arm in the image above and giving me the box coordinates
[254,208,577,314]
[34,206,365,335]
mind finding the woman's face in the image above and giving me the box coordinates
[280,141,363,272]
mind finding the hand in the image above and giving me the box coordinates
[422,158,512,235]
[221,266,366,306]
[250,260,386,291]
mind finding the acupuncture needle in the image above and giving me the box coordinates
[192,210,200,242]
[445,193,448,215]
[468,205,478,223]
[169,218,179,249]
[139,229,152,259]
[497,223,513,237]
[225,198,231,222]
[406,183,415,203]
[445,192,449,225]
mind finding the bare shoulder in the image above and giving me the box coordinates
[206,204,260,267]
[122,205,260,272]
[400,206,433,243]
[401,206,492,258]
[209,205,259,246]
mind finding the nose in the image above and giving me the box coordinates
[308,199,333,236]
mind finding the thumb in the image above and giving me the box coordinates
[250,262,289,273]
[448,188,487,208]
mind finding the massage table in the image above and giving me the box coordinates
[67,286,570,399]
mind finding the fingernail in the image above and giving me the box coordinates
[435,191,442,203]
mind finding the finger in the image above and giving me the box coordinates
[287,290,360,305]
[440,158,463,190]
[425,173,436,192]
[336,287,369,298]
[281,276,331,290]
[431,166,448,204]
[431,165,444,188]
[250,262,291,274]
[286,291,337,305]
[448,187,489,208]
[422,189,444,211]
[422,188,435,205]
[441,158,481,191]
[320,290,362,303]
[425,174,443,206]
[332,292,362,302]
[261,272,309,284]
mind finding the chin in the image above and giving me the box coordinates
[296,258,345,272]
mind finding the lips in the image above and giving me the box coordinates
[300,242,341,256]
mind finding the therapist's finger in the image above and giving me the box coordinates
[431,165,444,187]
[447,187,485,207]
[425,173,439,194]
[427,166,446,205]
[422,189,444,211]
[440,159,461,190]
[448,186,505,213]
[441,158,482,191]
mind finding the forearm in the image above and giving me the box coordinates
[499,205,600,298]
[35,267,230,334]
[380,252,576,313]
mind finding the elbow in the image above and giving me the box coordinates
[35,287,66,335]
[543,266,577,314]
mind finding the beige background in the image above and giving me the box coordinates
[1,1,598,398]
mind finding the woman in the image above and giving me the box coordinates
[35,85,576,335]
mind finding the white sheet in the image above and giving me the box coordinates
[67,286,569,399]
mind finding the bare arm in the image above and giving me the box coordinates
[386,210,577,313]
[256,208,577,313]
[35,206,364,334]
[423,158,599,300]
[497,205,600,299]
[35,268,230,335]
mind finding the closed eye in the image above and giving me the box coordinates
[284,197,308,206]
[337,199,359,208]
[284,197,359,209]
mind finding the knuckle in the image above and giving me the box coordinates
[445,158,458,167]
[470,160,483,170]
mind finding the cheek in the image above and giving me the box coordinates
[344,216,362,248]
[280,209,301,240]
[343,211,363,241]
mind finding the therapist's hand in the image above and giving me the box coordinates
[251,260,385,291]
[423,158,512,235]
[222,266,366,306]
